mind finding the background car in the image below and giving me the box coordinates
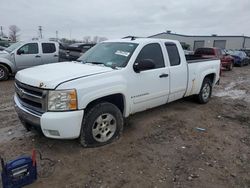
[194,47,234,71]
[66,43,96,61]
[228,50,249,67]
[240,48,250,57]
[0,46,6,51]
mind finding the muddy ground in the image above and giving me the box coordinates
[0,66,250,188]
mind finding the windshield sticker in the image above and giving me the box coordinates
[115,50,130,57]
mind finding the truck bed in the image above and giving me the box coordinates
[185,54,219,64]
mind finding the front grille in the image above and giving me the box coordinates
[15,80,47,114]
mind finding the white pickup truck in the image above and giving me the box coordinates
[0,40,59,80]
[14,38,220,147]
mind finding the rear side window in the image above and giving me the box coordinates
[136,43,165,69]
[165,43,181,66]
[42,43,56,53]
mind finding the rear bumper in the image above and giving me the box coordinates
[14,94,84,139]
[221,61,231,67]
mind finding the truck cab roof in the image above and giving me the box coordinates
[105,38,179,45]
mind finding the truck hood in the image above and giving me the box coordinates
[15,62,114,89]
[0,51,10,58]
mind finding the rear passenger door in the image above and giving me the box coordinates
[41,42,59,64]
[129,43,170,114]
[165,42,188,102]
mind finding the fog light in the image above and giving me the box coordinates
[44,129,60,136]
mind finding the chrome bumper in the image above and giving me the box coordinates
[14,94,41,127]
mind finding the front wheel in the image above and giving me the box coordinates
[79,102,124,147]
[196,78,212,104]
[0,64,9,81]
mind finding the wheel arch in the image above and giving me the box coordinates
[84,93,126,116]
[204,73,216,85]
[0,62,12,74]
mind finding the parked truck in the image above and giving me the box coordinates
[0,40,59,80]
[14,38,220,147]
[194,47,234,71]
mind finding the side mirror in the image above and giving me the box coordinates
[17,49,24,55]
[133,59,155,73]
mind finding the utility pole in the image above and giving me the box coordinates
[38,26,43,39]
[0,26,3,37]
[56,30,58,41]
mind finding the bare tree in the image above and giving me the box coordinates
[9,25,20,42]
[93,36,99,43]
[98,37,108,42]
[83,36,91,43]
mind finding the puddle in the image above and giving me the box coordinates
[214,89,247,99]
[0,125,34,143]
[214,79,250,102]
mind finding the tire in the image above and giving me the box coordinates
[228,62,233,71]
[0,64,9,81]
[79,102,124,147]
[196,78,212,104]
[240,61,243,67]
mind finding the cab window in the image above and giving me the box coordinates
[165,43,181,66]
[18,43,38,54]
[18,43,39,54]
[42,43,56,53]
[136,43,165,69]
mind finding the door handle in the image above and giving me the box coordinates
[54,54,58,57]
[159,73,169,78]
[35,55,41,58]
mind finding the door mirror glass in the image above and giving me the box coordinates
[133,59,155,73]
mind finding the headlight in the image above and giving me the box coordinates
[48,89,77,111]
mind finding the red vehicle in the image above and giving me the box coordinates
[194,47,234,71]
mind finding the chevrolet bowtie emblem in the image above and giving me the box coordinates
[39,82,44,88]
[19,88,24,97]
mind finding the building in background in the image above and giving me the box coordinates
[149,31,250,51]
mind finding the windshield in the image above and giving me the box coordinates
[77,42,138,68]
[4,41,24,53]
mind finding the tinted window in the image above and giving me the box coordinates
[18,43,38,54]
[165,43,181,66]
[136,43,165,69]
[81,45,92,49]
[42,43,56,53]
[195,48,215,55]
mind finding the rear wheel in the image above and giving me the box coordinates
[79,102,124,147]
[228,62,233,71]
[196,78,212,104]
[0,64,9,81]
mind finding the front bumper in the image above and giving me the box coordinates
[14,94,84,139]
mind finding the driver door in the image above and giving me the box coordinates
[129,43,170,114]
[15,42,42,70]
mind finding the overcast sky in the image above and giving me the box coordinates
[0,0,250,40]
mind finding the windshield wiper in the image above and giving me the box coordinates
[82,61,118,69]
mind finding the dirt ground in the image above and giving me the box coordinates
[0,66,250,188]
